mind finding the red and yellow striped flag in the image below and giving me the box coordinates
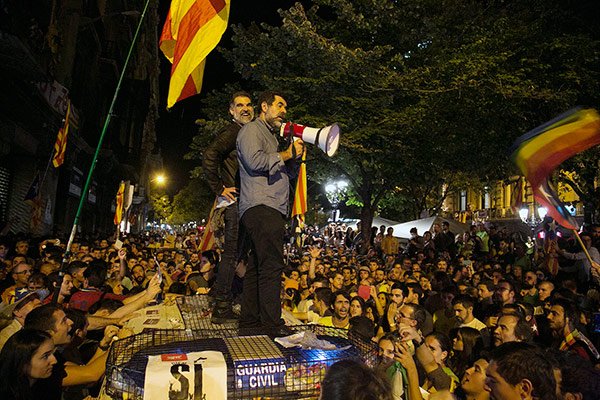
[291,150,307,225]
[52,100,71,167]
[159,0,230,109]
[114,182,125,225]
[199,199,218,252]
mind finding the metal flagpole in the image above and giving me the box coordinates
[59,0,152,267]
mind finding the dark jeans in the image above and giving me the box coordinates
[239,205,285,329]
[212,203,239,302]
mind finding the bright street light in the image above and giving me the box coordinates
[325,180,348,222]
[154,173,166,185]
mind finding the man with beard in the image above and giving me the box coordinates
[203,92,253,324]
[546,298,600,363]
[494,280,516,306]
[453,295,486,331]
[318,291,351,329]
[130,264,149,289]
[236,91,303,330]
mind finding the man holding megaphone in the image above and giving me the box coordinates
[236,91,304,330]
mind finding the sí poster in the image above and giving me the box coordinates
[144,351,226,400]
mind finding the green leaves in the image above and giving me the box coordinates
[186,0,600,223]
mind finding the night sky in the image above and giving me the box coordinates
[155,1,305,193]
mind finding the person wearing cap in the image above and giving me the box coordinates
[0,290,41,350]
[1,262,33,304]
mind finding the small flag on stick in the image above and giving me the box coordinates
[291,149,308,226]
[114,182,125,225]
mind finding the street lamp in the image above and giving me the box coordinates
[519,206,548,241]
[154,173,166,186]
[325,180,348,222]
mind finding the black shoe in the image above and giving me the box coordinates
[211,308,239,324]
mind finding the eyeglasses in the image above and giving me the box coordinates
[14,269,32,275]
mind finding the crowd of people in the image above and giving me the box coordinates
[0,218,597,399]
[0,89,599,400]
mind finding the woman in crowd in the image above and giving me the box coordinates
[0,329,57,400]
[350,296,366,318]
[448,327,483,380]
[420,333,460,394]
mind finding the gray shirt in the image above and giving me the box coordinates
[562,246,600,282]
[236,118,297,218]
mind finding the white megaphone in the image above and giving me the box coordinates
[280,122,340,157]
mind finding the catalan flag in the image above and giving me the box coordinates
[510,108,600,230]
[159,0,230,109]
[291,150,307,226]
[199,199,218,252]
[114,182,125,225]
[52,100,71,168]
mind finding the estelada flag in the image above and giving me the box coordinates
[52,100,71,168]
[114,182,125,225]
[291,150,307,226]
[510,177,524,214]
[159,0,230,109]
[24,171,40,203]
[510,108,600,230]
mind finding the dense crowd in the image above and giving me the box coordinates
[0,218,599,399]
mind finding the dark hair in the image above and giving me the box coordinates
[315,287,333,308]
[449,327,483,379]
[83,265,107,288]
[427,332,453,363]
[364,299,380,322]
[330,290,351,307]
[320,359,392,400]
[257,90,285,113]
[350,296,366,315]
[391,281,408,298]
[28,272,47,288]
[88,298,124,315]
[0,329,53,400]
[229,91,252,107]
[67,260,87,275]
[47,272,71,289]
[24,304,62,333]
[168,282,187,295]
[349,316,375,340]
[406,282,423,300]
[201,250,219,266]
[554,350,600,400]
[452,294,475,310]
[478,279,496,292]
[65,308,87,333]
[549,298,579,330]
[490,342,558,400]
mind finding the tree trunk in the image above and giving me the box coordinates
[359,204,375,255]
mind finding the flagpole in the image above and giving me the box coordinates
[60,0,151,268]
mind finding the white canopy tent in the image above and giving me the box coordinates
[389,216,470,239]
[342,216,401,232]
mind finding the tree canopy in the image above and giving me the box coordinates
[185,0,600,234]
